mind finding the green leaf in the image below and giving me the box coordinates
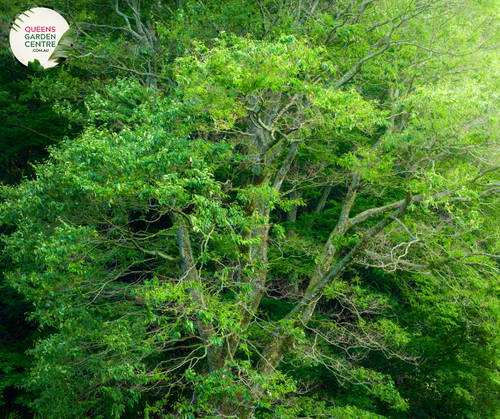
[49,28,76,62]
[27,59,45,72]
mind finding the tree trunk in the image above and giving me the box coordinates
[287,189,301,222]
[315,185,332,213]
[171,212,221,371]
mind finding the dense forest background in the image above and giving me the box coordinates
[1,0,500,418]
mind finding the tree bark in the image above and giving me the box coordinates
[171,212,221,371]
[315,185,332,213]
[287,189,302,222]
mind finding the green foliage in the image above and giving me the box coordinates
[49,28,76,63]
[0,87,245,418]
[1,0,500,418]
[175,34,380,132]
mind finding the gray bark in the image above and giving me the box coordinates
[287,189,302,222]
[171,212,220,371]
[315,185,332,213]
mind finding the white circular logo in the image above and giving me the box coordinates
[9,8,71,69]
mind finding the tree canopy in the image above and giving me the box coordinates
[1,0,500,418]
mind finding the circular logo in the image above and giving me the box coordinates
[9,8,72,69]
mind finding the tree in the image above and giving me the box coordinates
[2,0,500,418]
